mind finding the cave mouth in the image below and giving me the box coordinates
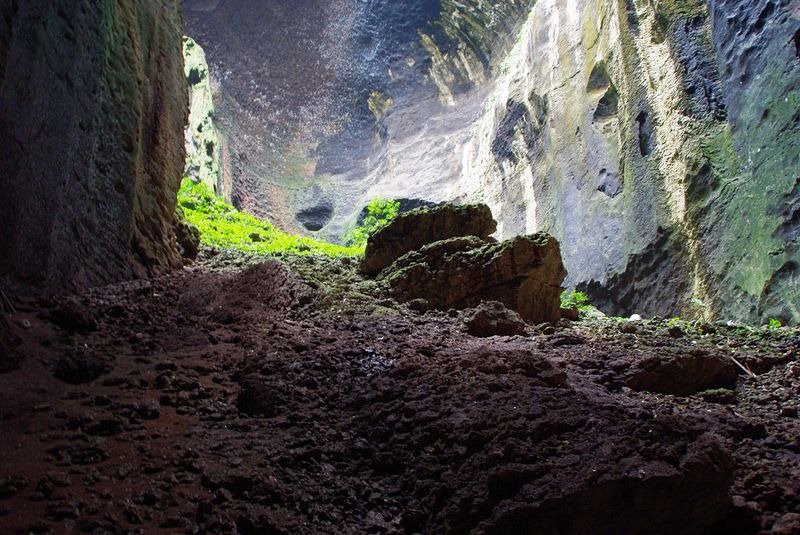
[3,0,800,532]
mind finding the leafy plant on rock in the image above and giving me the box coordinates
[560,290,591,311]
[345,198,400,247]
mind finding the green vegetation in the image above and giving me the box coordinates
[658,0,708,19]
[560,290,591,310]
[345,198,400,247]
[177,179,362,257]
[666,317,683,328]
[768,318,782,330]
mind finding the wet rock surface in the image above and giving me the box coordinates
[0,253,798,533]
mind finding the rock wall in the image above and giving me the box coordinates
[0,0,188,292]
[455,0,800,323]
[183,35,221,193]
[184,0,800,323]
[182,0,533,235]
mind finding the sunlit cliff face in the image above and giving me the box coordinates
[182,0,534,235]
[184,0,800,324]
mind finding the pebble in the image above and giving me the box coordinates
[667,326,684,338]
[620,323,638,334]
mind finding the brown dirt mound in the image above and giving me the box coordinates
[0,255,797,533]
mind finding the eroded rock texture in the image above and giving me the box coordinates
[363,204,566,324]
[183,35,220,193]
[384,234,567,324]
[185,0,800,323]
[0,0,188,292]
[459,0,800,324]
[361,203,496,275]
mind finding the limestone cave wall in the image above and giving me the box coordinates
[458,0,800,323]
[0,0,188,292]
[184,0,800,323]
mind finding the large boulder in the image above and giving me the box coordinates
[462,301,528,337]
[361,204,496,275]
[380,231,567,324]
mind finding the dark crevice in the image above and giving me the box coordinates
[187,66,203,85]
[296,203,334,231]
[636,111,654,157]
[586,61,611,93]
[593,86,619,123]
[793,27,800,59]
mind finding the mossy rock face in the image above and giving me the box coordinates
[381,232,567,324]
[361,203,497,276]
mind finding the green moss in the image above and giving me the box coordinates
[561,290,591,310]
[177,179,362,257]
[344,198,400,247]
[657,0,708,19]
[701,123,740,182]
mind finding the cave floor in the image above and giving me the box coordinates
[0,252,799,534]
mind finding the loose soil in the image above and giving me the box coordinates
[0,252,798,534]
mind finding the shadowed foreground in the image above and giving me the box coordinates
[0,254,798,533]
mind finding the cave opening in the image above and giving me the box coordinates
[1,1,800,533]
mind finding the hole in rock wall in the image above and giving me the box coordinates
[586,61,611,93]
[794,27,800,59]
[593,86,619,123]
[751,1,775,35]
[296,203,334,232]
[187,67,203,86]
[636,111,654,157]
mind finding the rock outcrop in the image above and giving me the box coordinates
[360,204,496,275]
[183,35,221,193]
[0,0,188,292]
[362,204,566,324]
[462,301,527,337]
